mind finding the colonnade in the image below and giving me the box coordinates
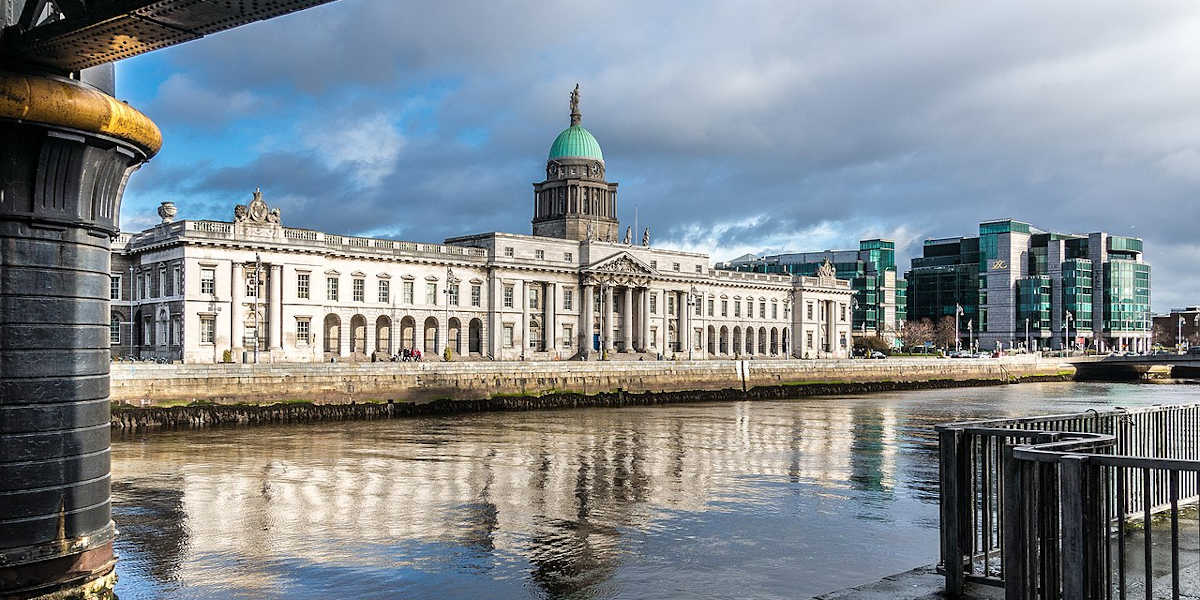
[231,262,283,354]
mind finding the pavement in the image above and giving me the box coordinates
[813,509,1198,600]
[809,565,1002,600]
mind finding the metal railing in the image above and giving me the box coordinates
[938,404,1200,599]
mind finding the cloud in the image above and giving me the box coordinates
[301,113,404,187]
[118,0,1200,311]
[146,73,269,127]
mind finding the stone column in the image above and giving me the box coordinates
[269,264,283,351]
[0,69,159,598]
[340,313,352,358]
[521,280,530,357]
[641,288,651,352]
[581,283,594,355]
[231,262,245,355]
[414,312,425,356]
[546,282,556,352]
[489,275,502,358]
[622,286,633,352]
[679,291,690,355]
[603,285,615,352]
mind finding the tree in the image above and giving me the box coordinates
[853,334,892,355]
[935,315,958,349]
[900,319,934,350]
[1152,322,1171,348]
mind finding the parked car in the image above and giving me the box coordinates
[869,351,887,359]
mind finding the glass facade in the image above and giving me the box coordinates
[1016,276,1051,330]
[907,222,1149,351]
[1062,259,1092,331]
[906,237,980,325]
[1103,260,1151,332]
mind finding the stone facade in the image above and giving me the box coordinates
[110,88,854,364]
[111,203,852,364]
[109,356,1064,406]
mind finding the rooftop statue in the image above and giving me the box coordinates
[569,83,581,126]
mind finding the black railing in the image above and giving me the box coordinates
[937,404,1200,599]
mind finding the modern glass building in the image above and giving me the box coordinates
[717,239,904,342]
[905,220,1150,352]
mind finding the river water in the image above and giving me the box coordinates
[109,382,1197,599]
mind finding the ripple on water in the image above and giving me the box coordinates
[110,382,1195,599]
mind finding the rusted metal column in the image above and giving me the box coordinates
[0,68,159,599]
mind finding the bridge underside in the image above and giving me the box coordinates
[3,0,337,72]
[1072,362,1200,381]
[1072,362,1151,381]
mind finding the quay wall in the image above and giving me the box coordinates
[110,356,1070,408]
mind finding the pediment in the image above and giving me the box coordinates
[586,252,655,275]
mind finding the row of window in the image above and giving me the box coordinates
[500,248,707,275]
[502,247,574,262]
[110,266,183,301]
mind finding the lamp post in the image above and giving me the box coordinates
[1070,312,1080,352]
[955,303,964,352]
[1025,317,1030,352]
[687,286,699,360]
[967,319,973,353]
[443,267,455,359]
[1179,316,1186,353]
[128,264,136,359]
[254,253,262,364]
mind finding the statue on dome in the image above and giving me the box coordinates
[569,83,581,126]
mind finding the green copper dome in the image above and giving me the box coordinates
[548,125,603,162]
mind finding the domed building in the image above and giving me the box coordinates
[110,85,854,364]
[532,85,620,242]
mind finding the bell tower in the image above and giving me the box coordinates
[532,84,620,241]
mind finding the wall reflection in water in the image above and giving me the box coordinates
[111,382,1192,600]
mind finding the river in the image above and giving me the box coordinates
[109,382,1197,599]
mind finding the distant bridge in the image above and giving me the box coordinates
[1065,353,1200,379]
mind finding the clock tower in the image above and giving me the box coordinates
[532,85,620,241]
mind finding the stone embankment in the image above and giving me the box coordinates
[110,357,1072,429]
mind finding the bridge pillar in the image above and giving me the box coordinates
[0,68,160,599]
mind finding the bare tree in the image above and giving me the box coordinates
[1152,322,1172,348]
[900,319,933,350]
[935,315,958,349]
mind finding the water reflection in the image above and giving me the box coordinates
[111,382,1196,600]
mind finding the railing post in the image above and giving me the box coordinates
[1002,444,1028,600]
[940,427,964,596]
[1060,455,1087,600]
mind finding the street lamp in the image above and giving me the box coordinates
[955,303,964,352]
[253,253,262,364]
[443,267,455,359]
[1063,310,1074,353]
[967,319,973,353]
[1025,317,1030,352]
[1179,316,1186,353]
[688,286,699,360]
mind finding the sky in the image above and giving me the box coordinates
[116,0,1200,312]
